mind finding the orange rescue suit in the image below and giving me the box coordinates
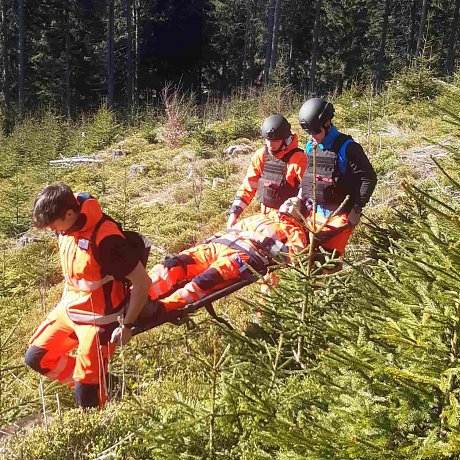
[26,195,129,407]
[58,197,128,324]
[230,133,307,219]
[148,213,308,310]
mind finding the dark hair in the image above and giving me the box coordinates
[32,183,80,228]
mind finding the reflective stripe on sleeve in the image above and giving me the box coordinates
[247,179,259,189]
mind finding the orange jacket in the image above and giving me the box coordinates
[230,133,307,216]
[58,195,128,325]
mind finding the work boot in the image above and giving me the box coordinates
[134,299,165,327]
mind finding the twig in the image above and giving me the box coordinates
[94,432,135,459]
[39,376,48,435]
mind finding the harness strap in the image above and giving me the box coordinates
[211,234,271,270]
[223,228,291,263]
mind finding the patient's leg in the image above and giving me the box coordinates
[147,251,206,300]
[161,247,250,311]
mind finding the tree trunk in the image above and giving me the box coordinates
[18,0,24,118]
[264,0,275,83]
[248,0,258,84]
[407,0,417,61]
[446,0,460,75]
[107,0,115,108]
[415,0,429,60]
[1,0,10,131]
[64,4,71,118]
[126,0,133,110]
[375,0,391,90]
[308,0,322,95]
[242,2,252,85]
[134,0,139,101]
[269,0,282,70]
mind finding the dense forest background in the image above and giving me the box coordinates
[0,0,459,127]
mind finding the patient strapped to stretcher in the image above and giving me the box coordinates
[133,198,352,334]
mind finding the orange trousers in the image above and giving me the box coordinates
[306,212,352,256]
[148,242,253,310]
[25,303,117,408]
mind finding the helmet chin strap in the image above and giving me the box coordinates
[268,135,293,155]
[269,144,285,155]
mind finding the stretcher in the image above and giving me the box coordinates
[131,220,350,336]
[131,271,261,336]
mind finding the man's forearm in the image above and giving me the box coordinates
[123,282,149,325]
[122,262,151,325]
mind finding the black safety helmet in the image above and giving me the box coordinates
[260,115,291,140]
[298,98,334,133]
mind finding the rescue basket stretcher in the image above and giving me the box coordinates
[132,271,261,335]
[131,218,351,336]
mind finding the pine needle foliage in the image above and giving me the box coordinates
[126,88,460,459]
[209,99,460,458]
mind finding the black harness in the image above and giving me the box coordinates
[300,134,352,213]
[257,147,304,209]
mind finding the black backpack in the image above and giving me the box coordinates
[90,213,151,269]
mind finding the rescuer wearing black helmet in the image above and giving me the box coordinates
[260,114,291,144]
[298,98,335,135]
[297,97,377,256]
[227,114,307,228]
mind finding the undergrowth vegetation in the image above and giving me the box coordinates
[0,69,459,459]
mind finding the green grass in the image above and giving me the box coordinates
[0,70,459,458]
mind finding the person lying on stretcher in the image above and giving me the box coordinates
[129,197,352,336]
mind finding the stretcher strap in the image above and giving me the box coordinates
[211,235,270,270]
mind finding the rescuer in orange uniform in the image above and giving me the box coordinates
[146,201,308,312]
[227,115,307,228]
[25,184,151,408]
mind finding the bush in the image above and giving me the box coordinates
[0,113,80,178]
[391,63,441,103]
[193,117,259,149]
[80,104,120,154]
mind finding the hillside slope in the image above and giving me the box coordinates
[0,75,459,459]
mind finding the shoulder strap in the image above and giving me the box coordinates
[280,146,303,164]
[331,133,352,153]
[331,134,353,175]
[265,146,303,164]
[90,213,122,265]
